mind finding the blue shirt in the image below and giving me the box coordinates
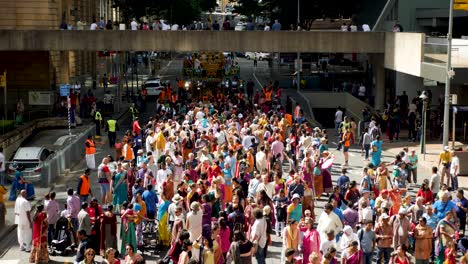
[142,190,158,213]
[453,197,468,219]
[336,175,350,196]
[433,200,455,220]
[333,208,344,221]
[423,213,438,230]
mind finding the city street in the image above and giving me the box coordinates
[0,55,440,263]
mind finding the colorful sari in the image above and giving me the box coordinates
[435,219,457,264]
[344,250,363,264]
[158,200,171,247]
[29,211,49,263]
[120,209,137,254]
[112,170,127,208]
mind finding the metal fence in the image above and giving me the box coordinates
[41,126,93,187]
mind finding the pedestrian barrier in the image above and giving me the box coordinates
[40,126,93,186]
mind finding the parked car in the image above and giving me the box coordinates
[245,52,270,60]
[234,22,246,31]
[143,78,165,96]
[7,147,53,183]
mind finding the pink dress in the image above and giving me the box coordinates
[301,227,321,262]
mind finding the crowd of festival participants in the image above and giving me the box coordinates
[10,79,468,264]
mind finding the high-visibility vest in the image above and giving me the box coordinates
[79,175,90,195]
[171,94,178,103]
[107,119,117,132]
[178,80,183,88]
[342,132,351,147]
[95,111,102,121]
[123,143,133,160]
[85,139,96,155]
[265,91,272,101]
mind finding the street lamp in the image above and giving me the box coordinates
[296,0,301,91]
[420,92,429,155]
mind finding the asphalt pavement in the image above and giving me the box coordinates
[0,56,441,264]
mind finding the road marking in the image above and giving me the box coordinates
[1,260,21,264]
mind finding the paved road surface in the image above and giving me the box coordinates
[0,57,435,263]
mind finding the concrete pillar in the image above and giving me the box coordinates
[371,54,385,110]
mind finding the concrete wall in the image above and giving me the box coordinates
[0,117,69,160]
[384,32,424,77]
[0,30,387,53]
[395,71,424,101]
[301,91,371,121]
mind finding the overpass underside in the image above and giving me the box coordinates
[0,30,386,53]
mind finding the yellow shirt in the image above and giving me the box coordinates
[439,151,452,164]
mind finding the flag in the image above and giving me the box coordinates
[0,71,6,88]
[454,0,468,10]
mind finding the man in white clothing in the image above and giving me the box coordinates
[15,190,32,251]
[130,19,138,30]
[317,203,343,241]
[451,151,460,190]
[255,146,267,172]
[250,208,268,264]
[335,107,343,135]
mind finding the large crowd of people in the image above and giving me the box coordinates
[9,75,468,264]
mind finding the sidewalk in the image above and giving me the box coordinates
[383,140,468,189]
[0,61,159,238]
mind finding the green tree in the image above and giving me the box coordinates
[112,0,216,25]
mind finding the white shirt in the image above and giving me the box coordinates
[358,85,366,96]
[0,151,5,171]
[15,196,31,226]
[171,24,179,31]
[242,135,256,151]
[145,135,156,152]
[251,217,268,248]
[45,199,60,225]
[317,211,343,241]
[430,173,441,193]
[362,24,371,32]
[341,25,349,31]
[256,151,267,172]
[320,240,337,255]
[264,25,271,31]
[131,21,138,30]
[451,156,460,175]
[408,103,417,114]
[186,211,203,242]
[350,25,358,32]
[90,23,98,30]
[335,110,343,123]
[156,168,169,192]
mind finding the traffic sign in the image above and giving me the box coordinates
[60,84,70,97]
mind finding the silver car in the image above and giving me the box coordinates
[7,147,53,183]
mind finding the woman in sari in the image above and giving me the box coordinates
[100,205,118,257]
[370,135,383,167]
[341,240,362,264]
[301,153,313,189]
[321,151,334,194]
[300,217,321,262]
[29,204,48,264]
[312,155,324,198]
[302,183,314,214]
[376,162,391,191]
[9,165,35,201]
[120,202,137,255]
[158,193,171,247]
[111,162,127,213]
[435,211,458,264]
[207,178,222,219]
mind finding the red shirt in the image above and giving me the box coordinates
[133,120,141,134]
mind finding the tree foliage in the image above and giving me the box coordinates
[235,0,360,26]
[112,0,217,25]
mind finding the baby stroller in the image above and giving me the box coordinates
[49,216,75,256]
[139,218,161,255]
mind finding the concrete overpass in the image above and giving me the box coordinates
[0,30,387,53]
[1,30,449,111]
